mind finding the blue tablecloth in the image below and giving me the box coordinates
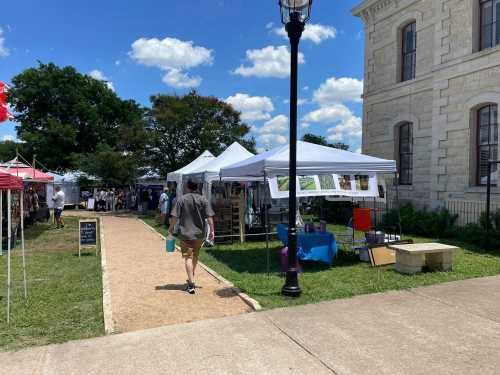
[277,224,337,265]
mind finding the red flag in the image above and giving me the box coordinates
[0,81,12,122]
[0,106,9,122]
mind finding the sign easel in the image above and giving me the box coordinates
[79,219,98,257]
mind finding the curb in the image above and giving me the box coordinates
[99,217,115,334]
[138,218,262,311]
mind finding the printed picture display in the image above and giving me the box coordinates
[269,173,379,199]
[339,175,353,191]
[318,175,336,190]
[277,176,290,192]
[298,176,317,191]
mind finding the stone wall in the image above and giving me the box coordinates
[353,0,500,213]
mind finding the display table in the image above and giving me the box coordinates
[277,224,337,265]
[388,243,459,274]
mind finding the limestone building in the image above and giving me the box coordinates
[353,0,500,213]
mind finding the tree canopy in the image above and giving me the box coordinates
[301,133,349,151]
[7,62,147,173]
[146,91,256,177]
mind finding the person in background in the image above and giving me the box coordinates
[52,186,65,229]
[158,188,170,228]
[98,189,106,211]
[169,180,215,294]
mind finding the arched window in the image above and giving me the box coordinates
[480,0,499,50]
[398,122,413,185]
[401,21,417,82]
[477,104,498,185]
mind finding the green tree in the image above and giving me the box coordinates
[7,62,147,171]
[76,144,139,186]
[147,91,256,176]
[0,140,26,162]
[301,133,349,151]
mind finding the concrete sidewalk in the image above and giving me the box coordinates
[1,276,500,374]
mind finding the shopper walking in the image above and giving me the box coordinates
[158,188,170,228]
[168,180,214,294]
[52,186,65,229]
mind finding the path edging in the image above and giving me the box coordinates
[100,217,115,334]
[138,218,262,311]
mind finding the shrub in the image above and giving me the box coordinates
[382,203,458,238]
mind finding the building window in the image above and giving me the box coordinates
[477,104,498,185]
[480,0,500,50]
[398,122,413,185]
[401,22,417,82]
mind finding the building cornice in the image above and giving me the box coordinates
[352,0,401,24]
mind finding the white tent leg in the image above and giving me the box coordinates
[6,189,11,324]
[21,190,27,299]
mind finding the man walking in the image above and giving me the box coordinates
[52,186,65,229]
[169,180,214,294]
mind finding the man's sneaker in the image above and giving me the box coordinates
[185,281,195,294]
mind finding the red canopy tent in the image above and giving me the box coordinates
[0,170,24,190]
[0,170,27,324]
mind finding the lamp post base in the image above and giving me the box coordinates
[281,269,301,297]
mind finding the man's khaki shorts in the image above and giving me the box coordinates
[180,239,203,259]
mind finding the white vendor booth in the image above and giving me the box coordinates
[167,150,215,197]
[219,141,397,271]
[183,142,254,199]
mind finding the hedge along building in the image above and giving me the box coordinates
[352,0,500,222]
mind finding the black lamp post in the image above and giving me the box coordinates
[279,0,312,297]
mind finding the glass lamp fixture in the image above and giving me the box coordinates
[279,0,312,24]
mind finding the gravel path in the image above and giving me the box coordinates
[101,215,251,333]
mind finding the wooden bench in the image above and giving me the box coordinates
[387,243,460,275]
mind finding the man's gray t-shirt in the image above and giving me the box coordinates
[171,193,214,240]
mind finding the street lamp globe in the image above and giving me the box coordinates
[279,0,312,25]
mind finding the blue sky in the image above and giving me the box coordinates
[0,0,365,153]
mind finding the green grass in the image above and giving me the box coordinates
[141,213,500,310]
[0,216,104,351]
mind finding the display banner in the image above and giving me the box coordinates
[269,173,379,199]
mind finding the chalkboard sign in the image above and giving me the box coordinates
[79,219,97,256]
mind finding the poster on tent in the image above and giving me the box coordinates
[268,173,379,199]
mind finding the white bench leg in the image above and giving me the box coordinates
[426,252,453,271]
[396,252,423,274]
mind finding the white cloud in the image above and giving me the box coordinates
[326,116,362,143]
[130,36,213,88]
[258,133,288,149]
[303,103,362,144]
[313,77,363,106]
[232,45,304,78]
[162,69,201,88]
[274,23,337,44]
[88,69,114,91]
[301,122,311,129]
[2,135,14,142]
[225,93,274,121]
[0,27,9,57]
[257,114,288,134]
[266,22,274,30]
[130,37,213,70]
[115,60,121,66]
[303,103,353,123]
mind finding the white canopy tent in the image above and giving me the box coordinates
[183,142,254,199]
[184,142,255,183]
[166,150,215,197]
[220,141,397,179]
